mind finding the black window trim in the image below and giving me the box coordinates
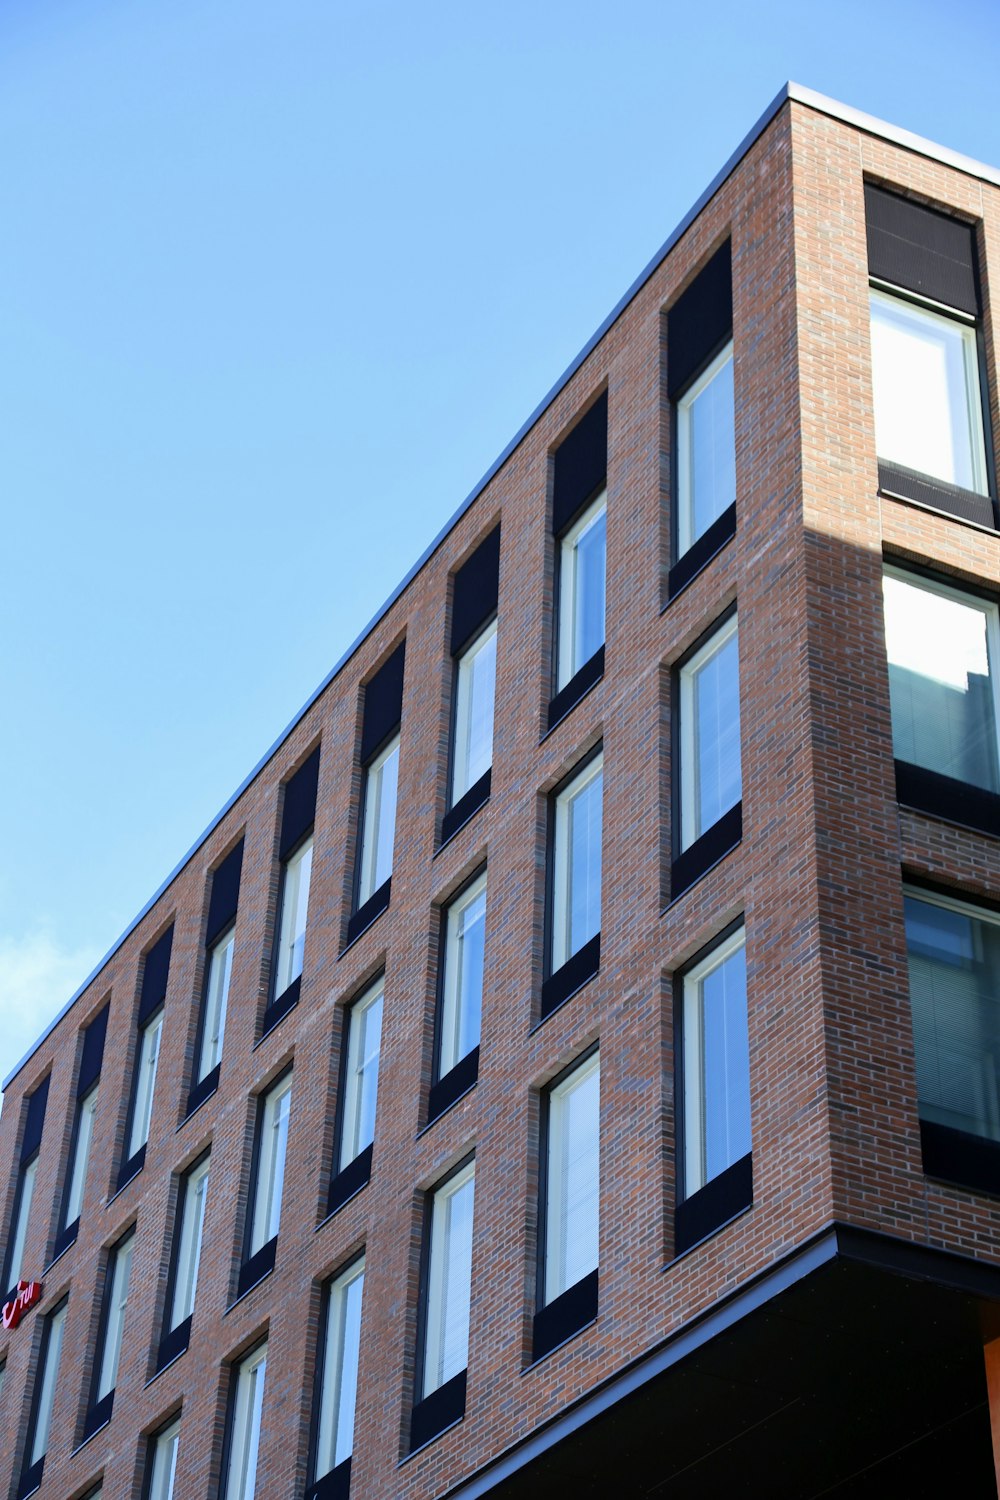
[410,1153,475,1451]
[306,1248,367,1499]
[238,1065,292,1298]
[155,1146,211,1373]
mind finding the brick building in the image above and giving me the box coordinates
[2,82,1000,1499]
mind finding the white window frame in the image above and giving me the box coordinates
[550,753,604,973]
[314,1256,366,1480]
[248,1074,292,1257]
[338,981,383,1171]
[27,1299,67,1469]
[273,834,313,1000]
[451,619,497,805]
[95,1229,135,1403]
[62,1083,98,1232]
[676,341,735,557]
[358,734,400,905]
[167,1154,210,1332]
[557,490,607,691]
[197,925,235,1081]
[127,1010,163,1161]
[422,1160,476,1398]
[223,1342,267,1500]
[148,1416,181,1500]
[4,1154,38,1292]
[544,1050,600,1305]
[682,926,750,1198]
[438,871,487,1079]
[679,613,741,850]
[869,284,989,496]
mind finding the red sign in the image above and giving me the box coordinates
[2,1279,42,1331]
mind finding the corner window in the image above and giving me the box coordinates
[85,1228,135,1437]
[673,613,742,900]
[550,753,603,974]
[358,736,399,907]
[883,570,1000,809]
[905,888,1000,1194]
[146,1417,180,1500]
[557,492,606,692]
[677,343,735,558]
[19,1297,67,1495]
[676,926,752,1254]
[310,1257,365,1496]
[240,1073,291,1296]
[273,836,313,1000]
[533,1050,600,1361]
[158,1153,210,1369]
[451,621,497,806]
[222,1342,267,1500]
[197,926,235,1085]
[432,872,487,1117]
[411,1161,475,1449]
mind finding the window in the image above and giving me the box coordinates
[127,1011,163,1162]
[431,872,487,1118]
[197,927,235,1085]
[557,492,606,693]
[534,1051,600,1361]
[119,925,173,1191]
[310,1257,365,1497]
[60,1086,98,1240]
[265,753,319,1034]
[190,838,244,1109]
[273,836,313,1000]
[358,735,399,908]
[883,570,1000,832]
[19,1297,67,1497]
[222,1342,267,1500]
[240,1073,291,1295]
[412,1160,475,1449]
[677,926,752,1254]
[56,1004,106,1257]
[145,1417,180,1500]
[85,1228,135,1436]
[3,1078,48,1300]
[904,888,1000,1194]
[673,612,742,899]
[451,621,497,806]
[158,1153,210,1369]
[543,753,603,1017]
[328,980,383,1216]
[677,344,735,558]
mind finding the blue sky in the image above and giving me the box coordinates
[3,0,1000,1092]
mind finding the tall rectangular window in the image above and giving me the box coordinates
[61,1086,98,1241]
[677,343,735,558]
[119,925,173,1191]
[451,621,497,806]
[273,836,313,1000]
[550,393,608,728]
[557,492,606,693]
[328,978,383,1215]
[197,927,235,1083]
[358,736,399,906]
[157,1153,210,1370]
[310,1257,365,1497]
[19,1297,67,1497]
[239,1072,292,1296]
[883,570,1000,827]
[543,753,603,1018]
[673,612,742,900]
[264,748,320,1038]
[348,642,405,945]
[443,526,501,842]
[222,1342,267,1500]
[84,1227,135,1437]
[432,872,487,1118]
[145,1417,180,1500]
[411,1161,475,1450]
[677,926,752,1254]
[191,838,244,1110]
[533,1051,600,1361]
[3,1077,49,1300]
[905,888,1000,1195]
[55,1005,107,1258]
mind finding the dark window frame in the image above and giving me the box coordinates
[327,980,384,1216]
[238,1067,292,1298]
[428,866,487,1124]
[189,917,236,1108]
[117,1003,165,1193]
[543,742,604,1006]
[218,1338,268,1500]
[306,1250,366,1500]
[18,1294,68,1500]
[156,1147,211,1373]
[410,1154,475,1450]
[82,1224,136,1441]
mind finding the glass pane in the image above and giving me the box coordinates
[359,737,399,903]
[439,874,487,1077]
[340,984,383,1168]
[905,893,1000,1143]
[169,1156,210,1329]
[251,1078,291,1253]
[683,934,750,1195]
[315,1259,365,1478]
[870,291,987,494]
[225,1345,267,1500]
[199,928,235,1078]
[149,1419,180,1500]
[679,345,735,554]
[452,622,497,803]
[883,573,1000,793]
[274,838,313,996]
[545,1054,600,1301]
[552,757,603,971]
[681,618,741,848]
[128,1012,163,1157]
[97,1231,134,1400]
[6,1155,37,1289]
[558,494,606,689]
[424,1164,475,1395]
[64,1086,98,1228]
[30,1301,67,1465]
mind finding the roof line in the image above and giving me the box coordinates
[6,81,997,1090]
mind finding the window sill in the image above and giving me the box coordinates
[48,1219,79,1266]
[920,1120,1000,1199]
[674,1152,753,1257]
[667,502,737,602]
[424,1049,479,1130]
[326,1145,373,1219]
[546,647,605,736]
[306,1457,352,1500]
[113,1144,146,1198]
[183,1064,220,1123]
[232,1237,277,1306]
[18,1456,44,1499]
[154,1315,191,1377]
[669,802,742,905]
[530,1269,598,1364]
[258,977,301,1046]
[895,761,1000,841]
[343,879,391,952]
[538,934,601,1024]
[439,770,491,849]
[81,1390,115,1444]
[407,1369,467,1455]
[878,461,996,532]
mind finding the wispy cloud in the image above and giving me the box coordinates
[0,932,102,1100]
